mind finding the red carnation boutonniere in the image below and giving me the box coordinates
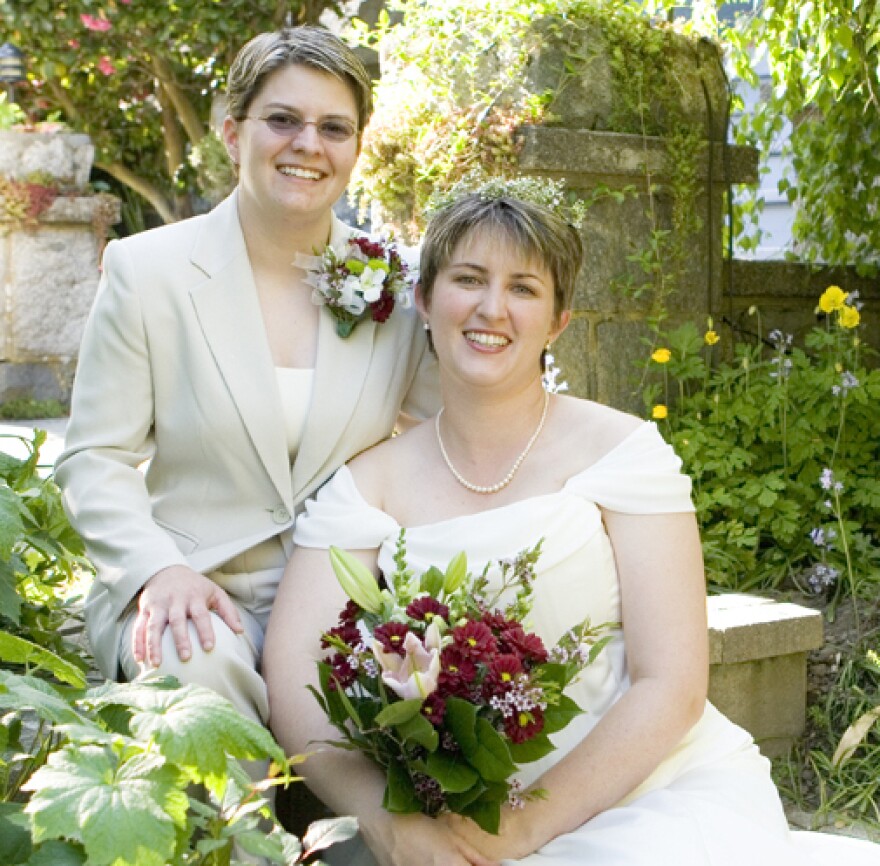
[296,235,414,338]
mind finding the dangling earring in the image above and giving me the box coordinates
[423,321,430,331]
[541,340,552,374]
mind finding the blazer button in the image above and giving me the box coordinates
[272,505,291,524]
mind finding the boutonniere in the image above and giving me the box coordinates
[296,236,414,338]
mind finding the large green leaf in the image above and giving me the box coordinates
[424,750,478,793]
[375,698,423,727]
[0,486,25,560]
[25,745,187,866]
[28,840,87,866]
[541,694,583,736]
[0,802,31,864]
[396,710,439,751]
[460,781,507,835]
[468,718,516,782]
[87,680,285,790]
[382,759,420,813]
[0,671,84,725]
[0,558,21,624]
[443,697,478,754]
[0,632,87,687]
[508,733,555,763]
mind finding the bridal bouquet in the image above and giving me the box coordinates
[297,235,413,338]
[311,534,611,833]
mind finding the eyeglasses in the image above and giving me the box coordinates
[244,111,358,143]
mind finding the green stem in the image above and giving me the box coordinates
[833,488,859,635]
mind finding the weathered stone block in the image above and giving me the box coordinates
[0,131,94,189]
[707,594,824,757]
[8,226,101,360]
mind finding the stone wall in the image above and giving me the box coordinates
[0,131,119,403]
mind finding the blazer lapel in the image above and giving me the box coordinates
[188,193,292,509]
[292,216,377,502]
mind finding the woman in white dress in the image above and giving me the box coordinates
[263,193,879,865]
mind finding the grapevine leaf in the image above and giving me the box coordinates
[24,745,186,866]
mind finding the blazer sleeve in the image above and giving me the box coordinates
[55,239,188,610]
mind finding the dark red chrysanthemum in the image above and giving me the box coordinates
[482,610,517,634]
[451,621,497,660]
[351,236,386,259]
[328,653,357,691]
[499,624,549,665]
[340,599,361,625]
[370,289,395,323]
[438,647,478,696]
[484,653,523,695]
[421,692,446,725]
[320,622,360,650]
[374,621,410,656]
[504,706,545,744]
[406,596,450,623]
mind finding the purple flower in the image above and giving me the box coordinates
[820,468,835,491]
[807,563,839,594]
[832,370,860,396]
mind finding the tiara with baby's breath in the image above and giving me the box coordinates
[425,173,588,229]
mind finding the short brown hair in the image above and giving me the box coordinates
[227,27,373,135]
[419,193,584,321]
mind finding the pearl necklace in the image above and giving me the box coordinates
[435,390,550,495]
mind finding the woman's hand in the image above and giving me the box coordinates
[132,565,244,667]
[441,808,538,863]
[363,811,501,866]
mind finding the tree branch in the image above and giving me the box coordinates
[149,54,207,144]
[96,160,176,224]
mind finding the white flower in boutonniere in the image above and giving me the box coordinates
[296,235,414,338]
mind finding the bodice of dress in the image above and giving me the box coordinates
[294,421,753,798]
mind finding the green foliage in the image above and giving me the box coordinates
[0,0,341,222]
[645,291,880,610]
[0,672,355,865]
[0,93,26,129]
[723,0,880,273]
[0,399,66,421]
[0,431,90,684]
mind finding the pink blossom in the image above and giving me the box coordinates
[68,39,81,49]
[97,56,116,76]
[373,628,441,700]
[81,13,112,32]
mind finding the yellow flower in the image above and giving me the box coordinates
[651,348,672,364]
[652,404,668,420]
[838,305,860,329]
[704,330,720,346]
[819,285,848,313]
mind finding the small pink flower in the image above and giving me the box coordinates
[68,39,81,49]
[97,56,116,76]
[81,13,112,32]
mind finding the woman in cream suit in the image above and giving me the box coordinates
[55,27,438,726]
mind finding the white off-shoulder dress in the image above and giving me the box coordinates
[294,422,880,865]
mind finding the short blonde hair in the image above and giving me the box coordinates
[227,27,373,135]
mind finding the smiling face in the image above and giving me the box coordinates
[417,228,570,392]
[223,63,359,229]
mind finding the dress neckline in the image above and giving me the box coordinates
[337,421,655,531]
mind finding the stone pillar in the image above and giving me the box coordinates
[0,131,119,403]
[515,24,759,411]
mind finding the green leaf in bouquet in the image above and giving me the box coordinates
[423,750,479,793]
[0,632,87,687]
[587,634,615,664]
[508,733,555,763]
[541,694,583,736]
[444,697,479,754]
[397,711,439,751]
[329,546,383,614]
[460,781,508,835]
[24,744,186,866]
[469,718,517,782]
[382,759,421,813]
[302,816,359,856]
[419,565,445,598]
[442,551,468,594]
[445,780,487,812]
[375,697,423,727]
[331,680,364,729]
[316,663,348,727]
[88,680,285,793]
[536,661,570,690]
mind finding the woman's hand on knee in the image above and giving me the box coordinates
[133,565,244,667]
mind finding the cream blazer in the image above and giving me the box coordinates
[56,191,438,677]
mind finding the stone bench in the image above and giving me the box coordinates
[707,593,824,757]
